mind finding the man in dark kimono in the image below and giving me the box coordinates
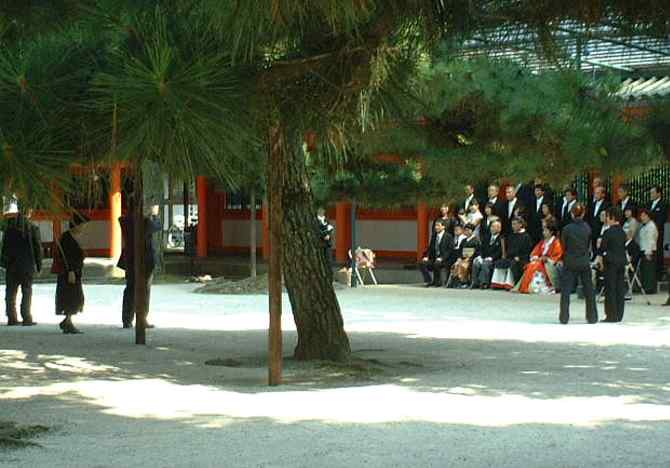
[118,205,162,329]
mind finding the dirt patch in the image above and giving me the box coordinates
[0,421,49,449]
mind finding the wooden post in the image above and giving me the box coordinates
[133,163,148,345]
[268,128,283,386]
[335,201,351,263]
[109,164,122,259]
[196,176,208,258]
[417,202,429,262]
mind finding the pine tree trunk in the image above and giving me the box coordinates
[133,163,148,345]
[250,187,257,279]
[275,131,351,362]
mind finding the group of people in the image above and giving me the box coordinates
[1,199,160,333]
[420,178,669,323]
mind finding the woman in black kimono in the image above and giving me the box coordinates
[53,214,89,334]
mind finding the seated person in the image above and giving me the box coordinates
[419,219,453,287]
[492,217,533,290]
[451,223,481,288]
[472,220,503,289]
[514,221,564,294]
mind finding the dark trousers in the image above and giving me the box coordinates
[420,259,446,285]
[122,270,153,325]
[560,266,598,324]
[604,263,626,322]
[640,256,657,294]
[656,230,664,275]
[5,271,34,322]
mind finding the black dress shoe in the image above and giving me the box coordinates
[22,321,37,326]
[63,324,83,334]
[122,322,133,329]
[600,318,616,323]
[7,319,20,326]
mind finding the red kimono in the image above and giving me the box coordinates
[517,237,564,294]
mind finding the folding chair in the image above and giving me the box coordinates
[348,248,378,286]
[598,259,651,306]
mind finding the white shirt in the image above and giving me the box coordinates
[639,221,658,254]
[489,196,498,205]
[465,194,474,208]
[652,198,660,211]
[535,196,544,213]
[593,199,603,216]
[455,234,467,249]
[435,232,444,256]
[620,197,630,211]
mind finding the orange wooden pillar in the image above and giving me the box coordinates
[109,164,122,259]
[417,202,429,262]
[335,201,352,263]
[262,200,271,260]
[196,176,209,258]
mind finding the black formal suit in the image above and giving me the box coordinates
[618,197,638,216]
[462,194,478,214]
[557,198,577,231]
[472,233,503,287]
[601,225,627,322]
[118,215,162,326]
[587,198,610,252]
[529,196,551,244]
[502,198,525,236]
[504,231,534,283]
[647,197,668,275]
[560,218,598,324]
[516,183,535,210]
[1,215,42,324]
[420,231,454,286]
[487,196,506,221]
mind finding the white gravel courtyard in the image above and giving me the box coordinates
[1,283,670,467]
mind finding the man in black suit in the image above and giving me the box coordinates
[587,186,610,253]
[503,185,524,236]
[529,184,550,245]
[559,203,598,324]
[617,185,637,216]
[648,185,668,281]
[472,220,503,289]
[419,219,453,287]
[462,184,478,213]
[597,207,627,323]
[487,184,506,220]
[1,210,42,326]
[557,188,578,231]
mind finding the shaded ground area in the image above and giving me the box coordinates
[1,284,670,467]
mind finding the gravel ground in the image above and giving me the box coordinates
[1,283,669,468]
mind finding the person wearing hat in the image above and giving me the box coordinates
[52,213,89,334]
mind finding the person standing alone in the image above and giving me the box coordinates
[1,209,42,326]
[559,203,598,324]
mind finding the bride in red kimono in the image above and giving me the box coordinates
[514,222,564,294]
